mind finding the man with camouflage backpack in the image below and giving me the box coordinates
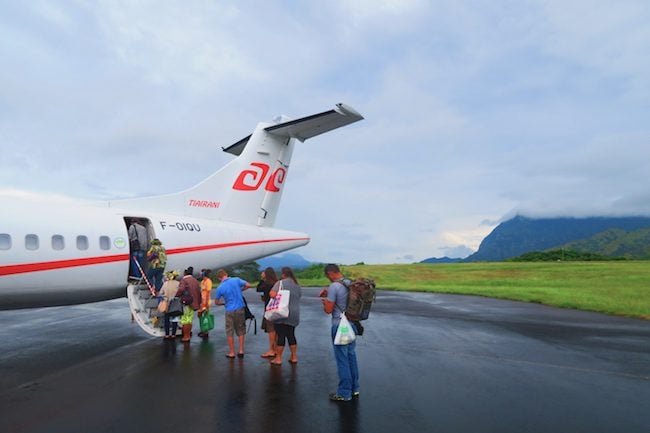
[320,263,361,402]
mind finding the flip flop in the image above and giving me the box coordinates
[270,360,282,365]
[237,353,244,358]
[225,354,236,359]
[289,359,298,364]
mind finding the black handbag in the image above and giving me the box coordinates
[168,298,183,316]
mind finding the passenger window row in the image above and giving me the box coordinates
[0,234,112,252]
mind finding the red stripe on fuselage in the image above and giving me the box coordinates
[0,254,130,276]
[0,237,309,277]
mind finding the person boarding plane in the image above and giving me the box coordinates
[0,103,364,336]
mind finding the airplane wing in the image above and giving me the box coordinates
[264,103,364,142]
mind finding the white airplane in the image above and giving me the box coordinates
[0,103,363,336]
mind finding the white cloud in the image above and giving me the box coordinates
[540,0,650,97]
[91,1,262,91]
[1,0,649,264]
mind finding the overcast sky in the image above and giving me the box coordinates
[1,1,649,264]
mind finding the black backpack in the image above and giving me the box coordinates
[242,297,256,335]
[180,289,193,306]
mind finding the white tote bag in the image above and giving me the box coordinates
[264,281,290,321]
[334,314,356,345]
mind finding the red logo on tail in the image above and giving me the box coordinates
[233,163,287,192]
[232,163,270,191]
[265,168,287,192]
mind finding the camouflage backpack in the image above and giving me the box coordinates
[341,278,376,322]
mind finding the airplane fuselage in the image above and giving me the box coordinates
[0,196,308,309]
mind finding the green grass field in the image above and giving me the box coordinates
[298,261,650,320]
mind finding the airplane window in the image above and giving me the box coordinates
[52,235,65,250]
[26,234,39,250]
[99,236,110,250]
[0,234,11,250]
[77,235,89,250]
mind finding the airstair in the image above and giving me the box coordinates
[125,256,178,338]
[126,282,167,337]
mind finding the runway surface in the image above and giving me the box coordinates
[1,288,649,433]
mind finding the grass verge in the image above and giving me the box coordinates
[298,261,650,320]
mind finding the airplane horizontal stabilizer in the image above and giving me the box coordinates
[222,135,251,156]
[222,103,363,156]
[264,103,363,142]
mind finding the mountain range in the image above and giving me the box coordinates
[257,252,315,270]
[423,215,650,263]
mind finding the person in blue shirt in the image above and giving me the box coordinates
[212,269,252,358]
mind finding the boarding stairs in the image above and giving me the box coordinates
[127,282,168,337]
[126,256,177,338]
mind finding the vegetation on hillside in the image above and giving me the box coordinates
[505,229,650,262]
[561,228,650,259]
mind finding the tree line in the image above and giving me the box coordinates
[223,262,327,283]
[507,249,627,262]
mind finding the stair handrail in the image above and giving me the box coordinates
[132,255,156,296]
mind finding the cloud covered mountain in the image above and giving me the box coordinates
[464,216,650,261]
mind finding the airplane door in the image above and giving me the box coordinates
[124,216,166,337]
[124,217,155,280]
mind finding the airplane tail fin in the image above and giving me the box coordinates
[109,103,363,227]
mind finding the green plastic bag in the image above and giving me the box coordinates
[200,312,215,332]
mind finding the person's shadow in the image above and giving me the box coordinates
[336,398,360,433]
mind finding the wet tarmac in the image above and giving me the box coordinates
[1,288,649,433]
